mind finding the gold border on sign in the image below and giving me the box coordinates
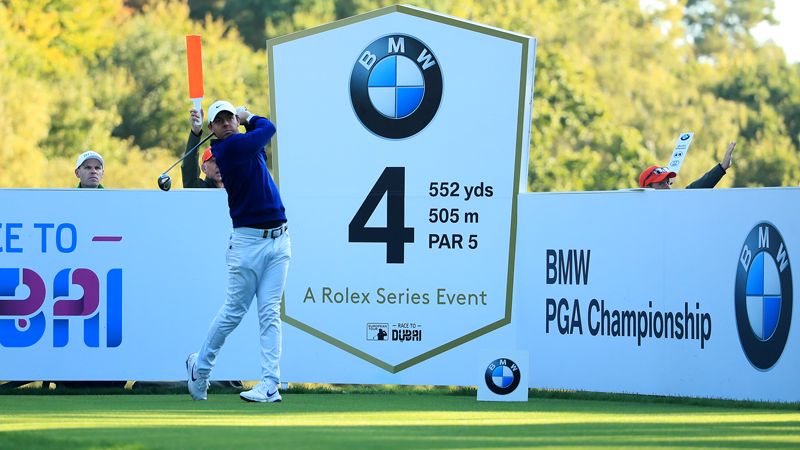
[269,4,536,372]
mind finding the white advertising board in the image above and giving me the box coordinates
[514,187,799,401]
[269,5,536,375]
[0,189,263,381]
[2,185,797,402]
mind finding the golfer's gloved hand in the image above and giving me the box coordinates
[236,106,252,124]
[190,108,203,135]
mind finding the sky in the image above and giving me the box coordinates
[752,0,800,62]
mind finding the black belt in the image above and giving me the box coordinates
[235,224,288,239]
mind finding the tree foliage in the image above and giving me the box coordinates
[1,0,798,190]
[684,0,775,57]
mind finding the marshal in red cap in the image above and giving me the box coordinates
[201,147,214,163]
[639,165,676,188]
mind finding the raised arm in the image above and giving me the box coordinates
[181,108,206,188]
[720,141,736,170]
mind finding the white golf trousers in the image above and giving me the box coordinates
[196,227,291,384]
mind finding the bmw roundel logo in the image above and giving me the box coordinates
[349,34,443,139]
[484,358,521,395]
[680,133,691,140]
[735,222,793,370]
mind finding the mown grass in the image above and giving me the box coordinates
[0,386,798,449]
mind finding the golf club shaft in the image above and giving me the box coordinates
[162,133,214,175]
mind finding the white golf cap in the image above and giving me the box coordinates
[207,100,237,124]
[75,150,104,169]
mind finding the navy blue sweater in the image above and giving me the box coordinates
[210,115,286,228]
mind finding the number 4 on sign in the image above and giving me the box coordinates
[666,132,694,174]
[348,167,415,264]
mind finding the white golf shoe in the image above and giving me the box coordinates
[186,352,209,401]
[240,381,282,403]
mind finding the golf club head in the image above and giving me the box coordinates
[157,173,172,191]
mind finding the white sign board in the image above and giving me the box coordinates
[666,132,693,174]
[513,187,799,402]
[2,186,798,402]
[269,5,536,373]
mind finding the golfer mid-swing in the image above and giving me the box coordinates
[186,100,290,403]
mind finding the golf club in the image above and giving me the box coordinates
[157,133,213,191]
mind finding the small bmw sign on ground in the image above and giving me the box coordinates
[477,350,529,402]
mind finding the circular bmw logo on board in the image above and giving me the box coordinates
[484,358,521,395]
[735,222,793,370]
[350,34,443,139]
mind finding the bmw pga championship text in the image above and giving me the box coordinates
[543,249,713,349]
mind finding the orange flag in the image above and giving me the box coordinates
[186,35,204,123]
